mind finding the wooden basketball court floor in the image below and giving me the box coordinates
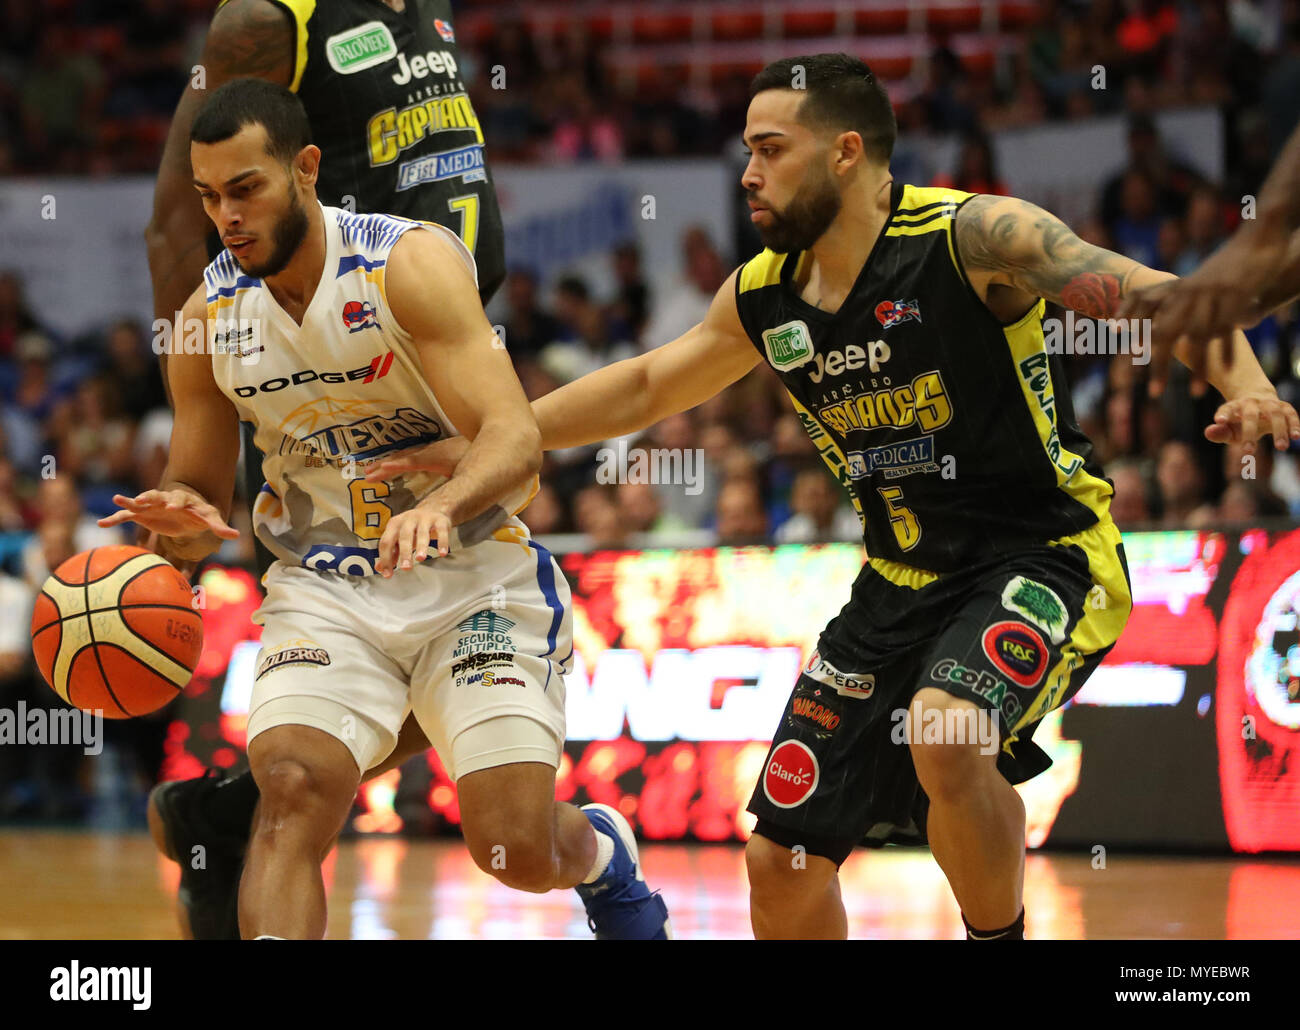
[3,831,1299,938]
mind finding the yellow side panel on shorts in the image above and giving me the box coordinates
[1006,518,1132,744]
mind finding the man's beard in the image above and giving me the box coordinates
[240,188,310,278]
[754,163,842,254]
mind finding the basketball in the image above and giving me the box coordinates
[29,545,203,719]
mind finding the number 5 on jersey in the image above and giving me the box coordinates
[877,486,921,551]
[349,478,392,539]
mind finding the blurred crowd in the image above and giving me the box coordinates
[2,1,1300,821]
[1,1,1298,171]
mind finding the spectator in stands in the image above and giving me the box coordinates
[617,481,672,535]
[1155,215,1185,274]
[607,242,650,346]
[50,374,136,489]
[20,477,124,587]
[1101,115,1200,228]
[100,319,168,420]
[573,484,629,550]
[714,477,768,546]
[1108,168,1164,268]
[545,73,623,163]
[643,226,727,348]
[521,482,565,536]
[18,25,104,171]
[1107,458,1152,526]
[0,455,34,531]
[1155,440,1207,527]
[774,467,860,544]
[0,270,44,360]
[9,331,69,427]
[932,131,1009,195]
[106,0,187,120]
[645,412,715,529]
[1174,186,1228,276]
[501,268,564,362]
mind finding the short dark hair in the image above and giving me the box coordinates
[750,53,896,164]
[190,78,312,164]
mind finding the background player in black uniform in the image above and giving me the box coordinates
[143,0,504,940]
[376,53,1299,940]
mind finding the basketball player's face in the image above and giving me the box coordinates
[191,124,311,278]
[742,91,843,253]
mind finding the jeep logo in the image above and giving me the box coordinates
[808,339,890,383]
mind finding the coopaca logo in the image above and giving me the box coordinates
[343,300,381,333]
[763,739,819,808]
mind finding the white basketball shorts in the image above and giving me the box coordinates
[245,536,573,780]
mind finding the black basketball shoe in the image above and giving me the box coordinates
[147,769,253,940]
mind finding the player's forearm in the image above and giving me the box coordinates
[1252,230,1300,313]
[1179,330,1279,402]
[423,419,541,524]
[1253,121,1300,237]
[532,356,653,450]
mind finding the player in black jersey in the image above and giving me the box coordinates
[378,53,1300,940]
[143,0,505,939]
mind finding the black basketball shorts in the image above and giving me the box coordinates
[747,518,1131,865]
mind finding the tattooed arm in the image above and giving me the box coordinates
[143,0,294,402]
[954,194,1300,451]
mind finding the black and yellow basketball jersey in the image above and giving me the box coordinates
[736,183,1113,575]
[220,0,505,301]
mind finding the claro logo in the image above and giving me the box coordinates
[235,353,394,397]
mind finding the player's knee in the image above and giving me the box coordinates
[254,758,339,829]
[907,689,994,802]
[746,833,834,902]
[467,829,556,892]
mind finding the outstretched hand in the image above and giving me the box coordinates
[1204,391,1300,452]
[364,436,471,482]
[98,489,239,541]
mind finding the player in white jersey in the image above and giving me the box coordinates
[100,78,670,940]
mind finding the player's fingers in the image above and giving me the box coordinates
[1239,399,1260,450]
[193,505,240,539]
[97,509,143,528]
[396,514,420,570]
[1207,403,1238,444]
[1147,338,1177,396]
[430,511,451,558]
[376,520,400,576]
[1286,403,1300,444]
[1268,404,1291,450]
[1205,421,1234,444]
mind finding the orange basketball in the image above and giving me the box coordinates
[30,545,204,719]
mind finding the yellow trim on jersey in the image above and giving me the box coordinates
[1004,518,1131,747]
[884,222,950,238]
[866,555,939,590]
[739,250,787,293]
[1003,299,1114,521]
[784,391,865,525]
[899,184,974,209]
[511,475,541,516]
[219,0,315,93]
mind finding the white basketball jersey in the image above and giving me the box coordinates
[204,202,534,577]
